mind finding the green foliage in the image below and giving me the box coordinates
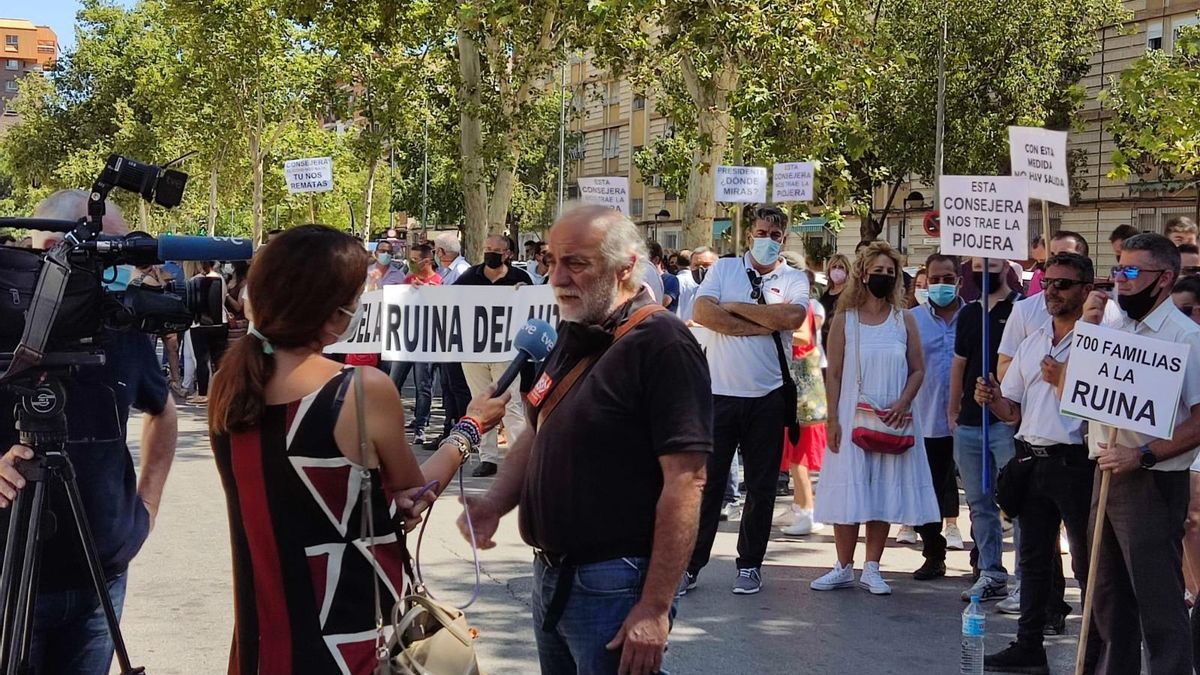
[1103,18,1200,183]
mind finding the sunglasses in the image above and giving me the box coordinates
[1040,277,1089,291]
[1111,265,1168,282]
[1179,304,1200,317]
[1182,266,1200,276]
[746,269,764,301]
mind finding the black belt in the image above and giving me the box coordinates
[535,550,575,633]
[1017,440,1086,459]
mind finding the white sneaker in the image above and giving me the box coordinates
[895,525,918,545]
[1059,527,1070,554]
[961,575,1008,602]
[859,561,892,595]
[997,581,1022,614]
[810,562,855,591]
[944,523,965,550]
[781,508,825,536]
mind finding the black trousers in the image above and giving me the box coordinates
[438,363,474,436]
[689,387,787,573]
[1014,444,1095,651]
[1091,468,1191,674]
[190,325,228,396]
[917,436,958,561]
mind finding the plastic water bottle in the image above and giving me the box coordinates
[961,594,986,675]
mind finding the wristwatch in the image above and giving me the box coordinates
[1139,444,1158,469]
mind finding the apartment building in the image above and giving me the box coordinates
[0,18,57,133]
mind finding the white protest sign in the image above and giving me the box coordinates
[938,175,1029,259]
[772,162,815,202]
[577,177,630,215]
[1008,126,1070,206]
[324,285,560,362]
[715,166,767,203]
[284,156,334,194]
[1059,322,1189,439]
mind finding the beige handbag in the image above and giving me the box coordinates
[350,368,485,675]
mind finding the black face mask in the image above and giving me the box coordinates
[693,267,709,284]
[483,252,504,269]
[972,271,1003,293]
[866,274,896,299]
[1118,277,1164,321]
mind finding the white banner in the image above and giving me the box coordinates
[1060,322,1189,439]
[715,166,767,203]
[1008,126,1070,206]
[284,156,334,194]
[578,176,630,215]
[772,162,815,202]
[938,175,1029,259]
[324,285,560,362]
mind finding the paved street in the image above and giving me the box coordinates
[118,402,1085,674]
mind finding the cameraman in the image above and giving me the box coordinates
[0,189,178,674]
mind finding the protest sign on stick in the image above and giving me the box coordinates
[284,157,333,194]
[772,162,815,203]
[324,285,559,362]
[577,177,630,215]
[938,175,1029,260]
[1008,126,1070,206]
[715,166,767,203]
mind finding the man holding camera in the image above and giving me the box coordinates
[0,190,178,674]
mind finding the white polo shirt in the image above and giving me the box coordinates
[695,254,810,397]
[1000,325,1083,446]
[999,293,1122,359]
[1088,298,1200,471]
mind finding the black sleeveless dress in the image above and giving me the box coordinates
[212,368,407,674]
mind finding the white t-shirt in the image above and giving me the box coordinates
[999,293,1122,359]
[677,270,700,322]
[810,299,828,368]
[1000,326,1083,446]
[695,254,811,397]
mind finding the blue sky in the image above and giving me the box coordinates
[7,0,136,53]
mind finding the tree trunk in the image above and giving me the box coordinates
[457,26,488,261]
[858,180,903,242]
[488,149,520,233]
[138,201,150,232]
[250,136,264,247]
[207,159,220,237]
[363,156,379,240]
[680,57,739,250]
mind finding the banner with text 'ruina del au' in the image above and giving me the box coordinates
[324,285,560,362]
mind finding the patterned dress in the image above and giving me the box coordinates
[212,368,407,674]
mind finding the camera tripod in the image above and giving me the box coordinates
[0,361,144,675]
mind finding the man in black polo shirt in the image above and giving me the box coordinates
[458,205,711,675]
[455,234,533,477]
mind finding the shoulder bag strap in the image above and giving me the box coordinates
[536,303,665,429]
[349,367,391,668]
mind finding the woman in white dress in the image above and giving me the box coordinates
[811,242,940,595]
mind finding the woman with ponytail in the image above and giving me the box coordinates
[208,225,509,674]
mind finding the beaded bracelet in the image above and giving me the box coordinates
[452,418,482,446]
[460,416,484,440]
[441,433,472,465]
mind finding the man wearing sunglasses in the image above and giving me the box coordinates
[687,205,809,596]
[974,253,1099,674]
[1078,233,1200,674]
[1178,243,1200,278]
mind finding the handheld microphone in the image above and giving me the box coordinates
[156,235,253,262]
[492,319,557,395]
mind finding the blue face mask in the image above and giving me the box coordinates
[102,265,136,293]
[927,283,958,307]
[749,237,781,266]
[377,253,393,266]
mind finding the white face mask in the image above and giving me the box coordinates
[221,263,234,276]
[749,237,781,266]
[331,300,365,342]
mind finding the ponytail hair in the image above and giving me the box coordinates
[209,225,370,434]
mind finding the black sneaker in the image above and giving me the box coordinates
[984,641,1049,674]
[1043,611,1067,636]
[912,559,946,581]
[472,461,498,477]
[678,571,698,597]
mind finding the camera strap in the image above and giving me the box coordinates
[1,245,72,382]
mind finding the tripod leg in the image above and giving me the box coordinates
[0,479,35,673]
[2,479,45,675]
[59,462,142,675]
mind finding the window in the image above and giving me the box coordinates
[651,174,663,188]
[567,184,580,200]
[603,128,621,159]
[631,198,644,218]
[632,94,645,111]
[4,60,16,70]
[663,232,679,250]
[5,36,17,47]
[605,81,619,105]
[567,134,586,160]
[1172,15,1200,52]
[665,188,678,200]
[663,123,676,139]
[4,80,17,92]
[1147,23,1164,50]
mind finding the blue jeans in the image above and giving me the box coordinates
[954,423,1020,582]
[389,361,434,429]
[532,557,678,674]
[28,572,128,674]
